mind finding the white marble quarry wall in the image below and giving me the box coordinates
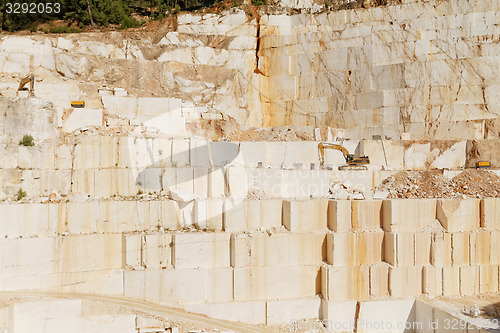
[2,0,500,138]
[256,0,500,138]
[1,198,500,326]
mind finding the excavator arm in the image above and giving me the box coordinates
[17,75,34,97]
[318,142,370,166]
[318,142,351,165]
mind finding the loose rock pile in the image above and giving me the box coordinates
[376,170,500,199]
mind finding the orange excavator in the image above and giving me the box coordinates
[318,142,370,169]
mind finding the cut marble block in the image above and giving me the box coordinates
[231,232,325,268]
[322,265,370,301]
[327,200,351,232]
[266,297,321,325]
[437,199,480,232]
[423,266,443,298]
[327,231,383,266]
[451,232,470,266]
[388,266,422,298]
[479,265,499,294]
[384,232,414,266]
[481,198,500,230]
[470,231,491,265]
[442,266,460,297]
[234,265,318,301]
[351,200,382,231]
[283,199,328,232]
[430,233,452,267]
[459,266,479,296]
[369,265,389,298]
[172,233,230,269]
[382,199,437,232]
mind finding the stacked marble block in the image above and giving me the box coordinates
[323,198,500,308]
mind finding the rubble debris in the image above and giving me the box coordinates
[375,170,500,199]
[228,126,314,142]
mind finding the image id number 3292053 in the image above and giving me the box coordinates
[4,2,61,14]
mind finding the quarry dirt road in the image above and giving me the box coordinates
[0,290,271,333]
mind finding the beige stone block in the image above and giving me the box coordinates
[351,200,382,231]
[370,265,389,298]
[144,233,172,269]
[470,231,491,265]
[479,265,499,293]
[193,167,208,198]
[481,198,500,230]
[359,140,404,170]
[223,199,246,232]
[172,233,230,269]
[266,297,322,325]
[246,199,282,231]
[18,146,41,169]
[322,265,369,301]
[271,233,325,267]
[283,199,328,232]
[490,231,500,265]
[65,202,99,234]
[328,200,351,232]
[71,169,95,196]
[157,268,233,305]
[451,233,470,266]
[171,138,190,167]
[389,266,422,298]
[384,232,414,266]
[233,232,324,268]
[320,299,357,327]
[234,266,318,301]
[94,169,113,197]
[195,199,224,230]
[100,136,119,168]
[175,167,194,193]
[73,136,100,169]
[382,199,437,232]
[327,232,356,266]
[258,199,282,230]
[208,167,226,197]
[431,233,452,266]
[58,234,124,272]
[357,299,417,333]
[205,198,224,231]
[442,266,460,297]
[437,199,480,232]
[459,266,479,296]
[423,266,443,298]
[226,167,249,198]
[55,144,72,169]
[0,237,57,277]
[230,233,251,268]
[160,200,181,230]
[415,232,432,266]
[184,301,266,326]
[125,234,142,268]
[357,231,384,265]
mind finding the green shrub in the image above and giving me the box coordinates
[19,134,35,147]
[251,0,266,5]
[119,17,144,29]
[17,188,27,201]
